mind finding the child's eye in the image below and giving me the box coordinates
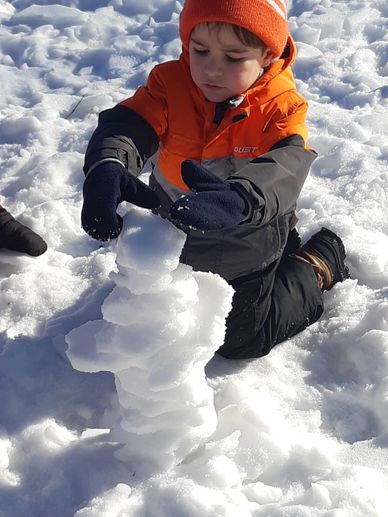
[193,48,208,56]
[226,55,244,63]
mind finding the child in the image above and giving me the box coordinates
[81,0,349,359]
[0,205,47,256]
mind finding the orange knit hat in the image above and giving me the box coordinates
[179,0,289,59]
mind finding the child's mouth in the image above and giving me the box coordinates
[203,83,224,90]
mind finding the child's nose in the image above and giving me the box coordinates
[204,57,223,77]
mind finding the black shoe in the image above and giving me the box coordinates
[0,209,47,256]
[301,227,350,290]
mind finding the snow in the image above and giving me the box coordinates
[0,0,387,515]
[66,212,233,476]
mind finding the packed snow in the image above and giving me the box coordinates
[0,1,387,516]
[66,211,234,477]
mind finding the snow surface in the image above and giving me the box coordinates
[0,0,387,515]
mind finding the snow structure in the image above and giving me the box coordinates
[66,206,234,475]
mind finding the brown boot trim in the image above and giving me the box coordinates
[295,249,333,291]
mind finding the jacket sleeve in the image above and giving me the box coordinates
[84,65,167,176]
[229,99,317,225]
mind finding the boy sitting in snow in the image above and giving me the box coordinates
[81,0,349,359]
[0,205,47,256]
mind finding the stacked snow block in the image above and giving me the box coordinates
[66,207,233,475]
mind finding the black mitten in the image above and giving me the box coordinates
[169,160,251,231]
[81,162,160,241]
[0,209,47,256]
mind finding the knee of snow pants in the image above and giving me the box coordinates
[217,255,324,360]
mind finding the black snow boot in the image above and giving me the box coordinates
[295,227,350,291]
[0,207,47,256]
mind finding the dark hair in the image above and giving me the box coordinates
[201,21,267,50]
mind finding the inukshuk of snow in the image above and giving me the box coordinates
[66,207,233,474]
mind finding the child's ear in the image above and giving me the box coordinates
[262,48,275,67]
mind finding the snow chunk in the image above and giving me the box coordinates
[12,5,88,29]
[67,207,234,474]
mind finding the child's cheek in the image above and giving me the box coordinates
[189,56,200,83]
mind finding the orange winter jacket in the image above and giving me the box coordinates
[84,36,317,280]
[119,36,310,197]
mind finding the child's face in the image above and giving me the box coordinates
[189,23,273,103]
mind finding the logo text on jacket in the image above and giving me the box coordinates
[234,146,258,154]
